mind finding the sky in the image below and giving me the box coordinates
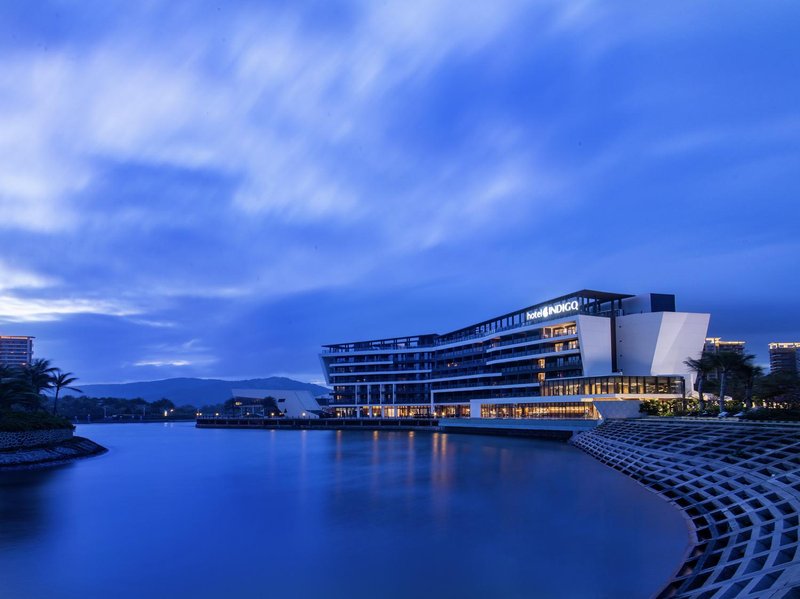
[0,1,798,385]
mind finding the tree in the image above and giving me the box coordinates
[0,365,16,410]
[708,351,748,414]
[735,356,763,411]
[756,371,800,407]
[0,365,39,412]
[5,359,58,412]
[129,398,148,418]
[19,358,58,409]
[684,355,715,412]
[151,398,175,416]
[50,370,81,416]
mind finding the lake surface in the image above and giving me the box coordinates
[0,423,688,599]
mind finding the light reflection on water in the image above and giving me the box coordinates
[0,422,688,599]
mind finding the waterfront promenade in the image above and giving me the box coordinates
[196,416,594,438]
[572,419,800,598]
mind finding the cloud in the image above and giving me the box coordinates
[0,261,56,291]
[131,338,217,370]
[0,294,138,323]
[1,0,798,381]
[0,2,569,310]
[0,0,574,237]
[133,360,192,368]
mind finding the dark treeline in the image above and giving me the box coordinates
[56,395,208,421]
[1,359,215,424]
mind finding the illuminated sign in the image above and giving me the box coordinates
[526,300,579,321]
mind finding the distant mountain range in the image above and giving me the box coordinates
[78,377,331,406]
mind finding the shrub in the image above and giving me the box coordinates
[0,411,75,432]
[739,408,800,422]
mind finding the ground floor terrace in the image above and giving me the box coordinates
[332,402,598,419]
[329,394,675,421]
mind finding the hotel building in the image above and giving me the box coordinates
[0,335,34,367]
[703,337,746,356]
[768,342,800,375]
[703,337,747,381]
[320,290,710,420]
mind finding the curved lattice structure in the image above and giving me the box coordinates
[572,419,800,598]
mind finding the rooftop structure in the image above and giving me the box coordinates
[0,335,34,367]
[768,342,800,374]
[320,290,709,422]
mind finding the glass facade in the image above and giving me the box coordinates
[480,402,600,420]
[542,376,685,397]
[433,405,471,418]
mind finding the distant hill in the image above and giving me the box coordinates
[78,377,331,406]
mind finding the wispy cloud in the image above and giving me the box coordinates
[131,339,217,370]
[0,260,56,291]
[0,1,576,236]
[0,294,137,323]
[133,360,192,368]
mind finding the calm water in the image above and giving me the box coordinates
[0,423,688,599]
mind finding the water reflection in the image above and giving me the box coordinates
[0,423,689,599]
[0,466,69,545]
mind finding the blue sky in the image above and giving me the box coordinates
[0,1,798,384]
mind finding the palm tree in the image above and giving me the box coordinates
[684,355,714,412]
[0,365,26,412]
[0,364,15,396]
[50,370,81,416]
[1,366,43,412]
[708,351,746,414]
[18,359,58,411]
[734,354,762,411]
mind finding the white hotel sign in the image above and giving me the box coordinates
[526,300,579,321]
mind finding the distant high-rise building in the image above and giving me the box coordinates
[703,338,746,380]
[768,342,800,374]
[0,335,34,367]
[704,337,746,356]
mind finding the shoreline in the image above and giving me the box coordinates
[0,436,107,469]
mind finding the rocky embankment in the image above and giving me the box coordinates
[0,429,107,468]
[572,418,800,599]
